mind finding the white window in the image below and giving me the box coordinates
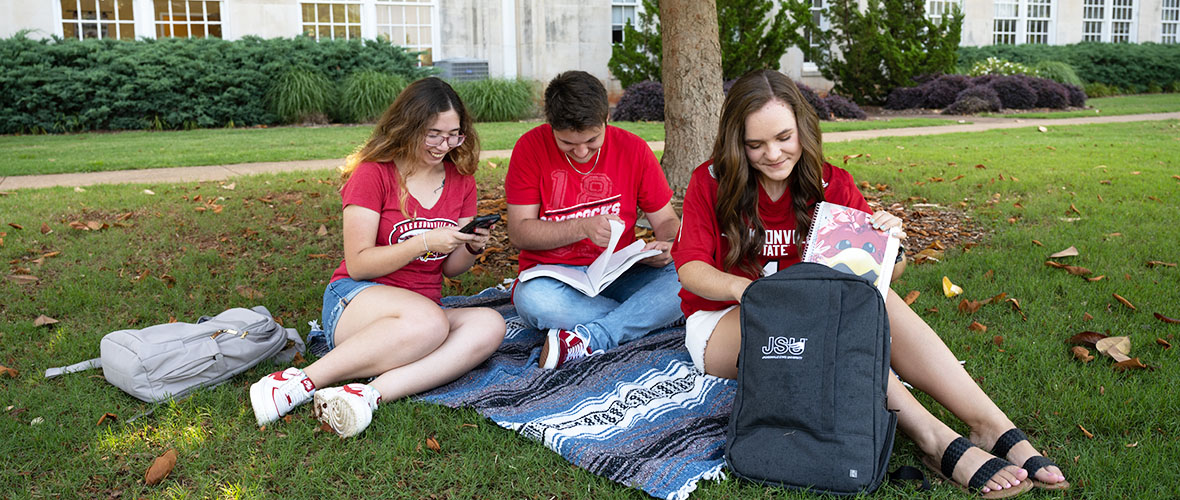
[301,1,362,40]
[993,0,1055,44]
[376,0,435,64]
[611,0,638,44]
[154,1,222,38]
[1081,0,1138,43]
[60,0,136,40]
[1165,0,1180,43]
[926,0,959,22]
[804,0,826,65]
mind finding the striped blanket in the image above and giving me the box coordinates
[419,288,736,500]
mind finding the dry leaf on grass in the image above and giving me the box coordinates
[1095,336,1131,362]
[1113,358,1149,372]
[942,276,963,298]
[1112,293,1137,311]
[425,437,441,452]
[1049,246,1079,258]
[842,154,863,164]
[1071,346,1094,363]
[317,225,328,237]
[0,365,18,378]
[96,412,117,426]
[1156,338,1172,349]
[1031,239,1044,247]
[144,449,177,485]
[236,285,264,300]
[7,223,22,230]
[992,335,1004,346]
[1078,424,1094,439]
[958,299,983,314]
[32,314,58,327]
[40,223,52,234]
[903,290,920,305]
[1146,260,1177,268]
[1155,312,1180,324]
[967,321,987,332]
[1067,331,1107,347]
[5,274,38,285]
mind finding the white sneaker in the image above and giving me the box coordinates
[314,383,380,438]
[249,367,315,427]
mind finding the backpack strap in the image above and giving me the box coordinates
[44,358,102,379]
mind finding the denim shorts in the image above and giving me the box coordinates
[306,277,380,355]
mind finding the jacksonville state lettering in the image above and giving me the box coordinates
[388,217,456,262]
[539,194,623,222]
[762,228,797,258]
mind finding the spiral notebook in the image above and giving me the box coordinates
[801,201,900,300]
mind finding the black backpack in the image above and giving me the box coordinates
[726,262,897,494]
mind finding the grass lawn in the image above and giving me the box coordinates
[0,117,965,177]
[983,93,1180,119]
[2,119,1179,498]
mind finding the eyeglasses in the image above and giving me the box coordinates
[424,134,465,148]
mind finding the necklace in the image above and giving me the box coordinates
[434,176,445,193]
[564,143,602,175]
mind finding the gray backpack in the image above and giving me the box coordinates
[45,306,304,403]
[727,263,897,494]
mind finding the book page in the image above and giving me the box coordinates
[584,219,627,284]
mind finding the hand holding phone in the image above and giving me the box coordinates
[458,213,501,234]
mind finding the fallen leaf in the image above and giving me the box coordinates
[942,276,963,298]
[160,274,176,288]
[1085,275,1105,282]
[903,290,920,305]
[236,285,264,300]
[40,223,52,234]
[1146,261,1177,268]
[317,225,328,237]
[949,175,964,182]
[292,352,307,366]
[959,299,982,314]
[74,186,85,192]
[144,449,177,485]
[1050,246,1079,258]
[983,270,994,280]
[1064,265,1092,276]
[1071,346,1094,363]
[1155,312,1180,324]
[461,423,478,429]
[143,189,155,195]
[283,415,293,424]
[1044,261,1065,269]
[86,221,106,231]
[319,422,333,433]
[1126,442,1139,448]
[5,274,39,285]
[982,292,1008,305]
[1032,239,1044,247]
[1068,204,1081,215]
[1083,312,1093,321]
[7,223,23,230]
[1037,125,1048,133]
[1067,331,1107,347]
[425,437,441,452]
[1157,338,1172,349]
[1113,358,1148,372]
[1078,424,1094,439]
[1096,336,1131,362]
[221,182,236,190]
[842,154,863,164]
[30,417,43,425]
[975,164,987,169]
[1112,293,1136,311]
[992,335,1004,346]
[0,365,18,378]
[33,315,58,327]
[967,321,987,332]
[96,412,117,426]
[307,253,331,259]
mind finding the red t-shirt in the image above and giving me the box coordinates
[671,160,871,317]
[505,124,673,271]
[329,161,477,303]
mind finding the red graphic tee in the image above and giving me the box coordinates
[505,124,673,271]
[671,160,870,317]
[329,161,477,303]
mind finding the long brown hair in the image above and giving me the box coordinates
[711,70,825,277]
[341,77,480,179]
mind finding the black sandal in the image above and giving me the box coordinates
[921,436,1033,498]
[991,428,1071,490]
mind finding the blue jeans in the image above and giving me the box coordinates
[512,262,683,352]
[306,278,380,355]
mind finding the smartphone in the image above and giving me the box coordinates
[458,213,501,234]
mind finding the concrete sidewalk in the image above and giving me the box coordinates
[2,112,1176,191]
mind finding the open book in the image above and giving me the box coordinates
[802,201,901,300]
[518,219,661,297]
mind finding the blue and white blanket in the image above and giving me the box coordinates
[419,288,736,500]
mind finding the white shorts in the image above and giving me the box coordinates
[684,305,737,373]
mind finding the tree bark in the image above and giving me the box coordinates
[660,0,724,195]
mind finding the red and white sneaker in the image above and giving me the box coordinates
[249,367,316,426]
[539,327,594,370]
[314,383,381,438]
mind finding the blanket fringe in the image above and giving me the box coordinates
[665,462,727,500]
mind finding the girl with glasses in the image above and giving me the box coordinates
[249,77,506,438]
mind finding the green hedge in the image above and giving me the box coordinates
[957,42,1180,93]
[0,34,431,134]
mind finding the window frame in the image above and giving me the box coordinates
[611,0,639,44]
[1082,0,1138,43]
[300,0,364,41]
[153,0,224,39]
[57,0,138,40]
[992,0,1056,45]
[1164,0,1180,43]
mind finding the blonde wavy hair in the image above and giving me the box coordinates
[340,77,480,216]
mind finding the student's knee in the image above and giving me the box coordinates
[407,307,450,348]
[471,308,507,355]
[512,279,564,327]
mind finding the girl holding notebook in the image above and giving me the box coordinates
[671,70,1067,497]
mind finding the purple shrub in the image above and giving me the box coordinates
[942,85,1001,115]
[986,75,1038,110]
[919,74,972,110]
[824,94,867,119]
[1063,83,1087,108]
[795,81,832,120]
[885,86,925,110]
[1024,76,1070,109]
[611,81,664,122]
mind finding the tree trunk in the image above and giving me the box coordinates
[660,0,724,196]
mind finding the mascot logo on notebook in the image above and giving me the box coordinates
[811,211,887,287]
